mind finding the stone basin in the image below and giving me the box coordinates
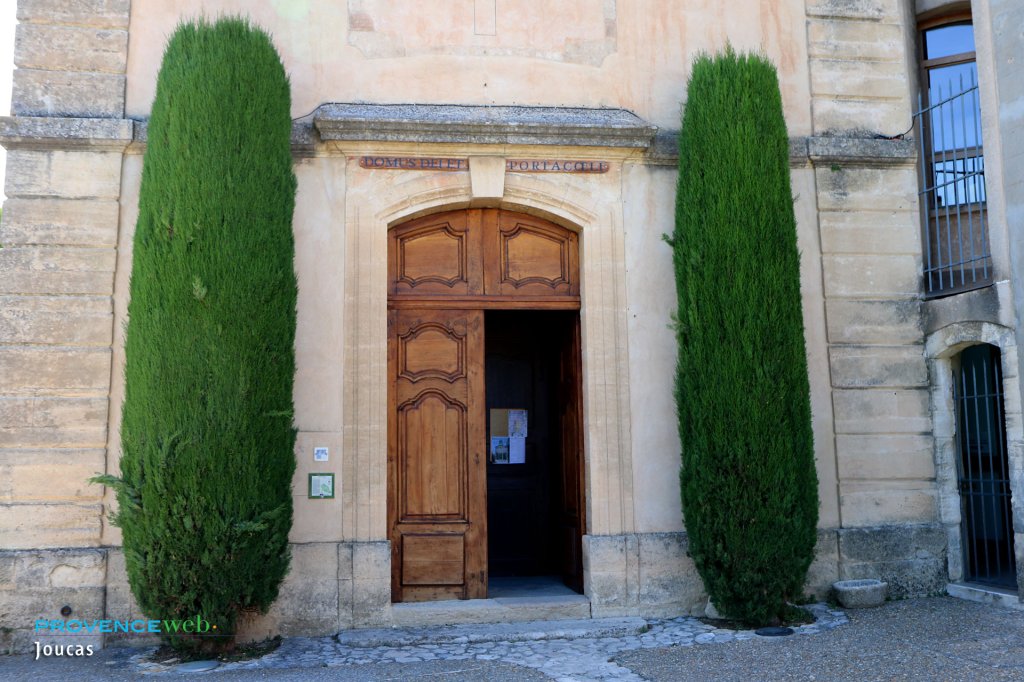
[833,579,888,608]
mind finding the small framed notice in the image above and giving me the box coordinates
[490,408,528,464]
[308,473,335,499]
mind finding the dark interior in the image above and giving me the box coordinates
[484,310,577,588]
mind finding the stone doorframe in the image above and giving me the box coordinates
[335,148,638,590]
[926,321,1024,595]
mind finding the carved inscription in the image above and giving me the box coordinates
[360,156,468,171]
[361,156,609,173]
[506,159,609,173]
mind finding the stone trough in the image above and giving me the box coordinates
[832,579,888,608]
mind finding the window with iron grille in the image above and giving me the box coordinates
[916,17,991,297]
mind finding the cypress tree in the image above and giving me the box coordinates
[671,48,818,625]
[95,17,297,652]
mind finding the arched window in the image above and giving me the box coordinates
[953,344,1016,588]
[917,15,990,296]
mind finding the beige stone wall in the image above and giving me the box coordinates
[325,141,640,540]
[806,0,939,531]
[8,0,1024,646]
[13,0,128,117]
[105,140,645,545]
[621,164,682,533]
[1,1,130,552]
[123,0,813,133]
[807,0,915,135]
[0,0,131,650]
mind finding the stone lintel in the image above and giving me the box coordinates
[0,116,133,151]
[808,136,917,167]
[805,0,891,22]
[314,103,658,148]
[129,119,317,154]
[648,132,914,168]
[646,133,823,168]
[922,283,1009,335]
[2,115,915,170]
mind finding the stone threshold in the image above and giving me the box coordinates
[947,582,1024,610]
[338,615,644,648]
[390,593,592,628]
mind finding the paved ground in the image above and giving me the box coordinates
[1,596,1021,680]
[618,596,1024,681]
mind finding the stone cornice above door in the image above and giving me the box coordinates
[313,103,658,149]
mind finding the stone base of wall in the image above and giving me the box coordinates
[583,532,707,618]
[836,524,948,598]
[112,541,393,646]
[235,541,391,642]
[806,529,841,598]
[583,529,847,617]
[0,541,392,654]
[0,548,108,655]
[0,525,965,654]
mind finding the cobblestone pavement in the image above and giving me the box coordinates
[5,596,1023,680]
[163,604,841,680]
[1,604,846,681]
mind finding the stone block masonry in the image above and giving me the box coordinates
[810,143,936,543]
[12,0,128,118]
[0,0,131,654]
[802,0,953,589]
[0,549,108,654]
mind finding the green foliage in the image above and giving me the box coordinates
[672,47,818,626]
[99,16,297,653]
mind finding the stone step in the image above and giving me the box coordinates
[388,593,593,629]
[336,615,648,648]
[947,582,1024,610]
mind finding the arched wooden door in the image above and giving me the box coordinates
[387,209,583,602]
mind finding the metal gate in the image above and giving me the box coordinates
[954,344,1017,589]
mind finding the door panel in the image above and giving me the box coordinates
[402,534,465,585]
[390,209,579,306]
[388,309,486,602]
[389,210,484,297]
[397,391,465,519]
[557,316,586,592]
[486,212,579,297]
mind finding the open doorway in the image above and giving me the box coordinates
[387,209,584,603]
[485,310,585,596]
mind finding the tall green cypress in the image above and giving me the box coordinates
[95,17,297,653]
[672,48,818,625]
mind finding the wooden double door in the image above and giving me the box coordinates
[387,209,585,602]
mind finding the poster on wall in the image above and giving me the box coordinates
[509,436,526,464]
[490,408,528,464]
[508,409,528,438]
[490,436,510,464]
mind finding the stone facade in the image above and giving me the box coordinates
[2,0,1023,653]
